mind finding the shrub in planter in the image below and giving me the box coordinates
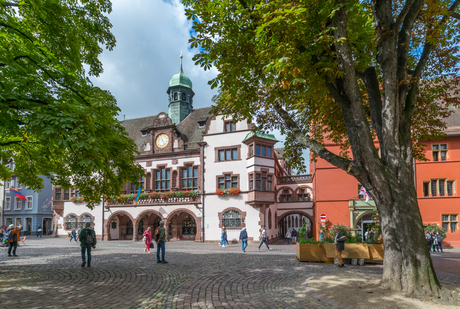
[139,193,149,200]
[174,191,184,198]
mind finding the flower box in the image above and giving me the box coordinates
[296,243,333,262]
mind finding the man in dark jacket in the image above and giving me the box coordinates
[239,227,248,252]
[334,226,346,267]
[155,220,167,264]
[78,222,97,267]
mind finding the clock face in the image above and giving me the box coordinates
[156,134,169,148]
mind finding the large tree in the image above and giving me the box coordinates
[184,0,460,300]
[0,0,143,207]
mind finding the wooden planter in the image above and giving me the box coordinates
[296,243,333,262]
[367,244,384,262]
[323,243,370,259]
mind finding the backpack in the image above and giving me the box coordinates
[85,229,94,245]
[5,229,13,241]
[154,227,161,242]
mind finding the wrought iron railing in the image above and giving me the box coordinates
[277,174,312,184]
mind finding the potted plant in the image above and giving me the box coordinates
[371,214,380,224]
[296,222,333,262]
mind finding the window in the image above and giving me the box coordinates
[298,189,310,201]
[281,190,292,202]
[218,174,238,189]
[5,197,11,210]
[155,168,170,191]
[64,189,70,200]
[182,215,197,235]
[10,178,15,188]
[430,179,454,197]
[268,209,272,230]
[447,181,454,196]
[182,166,198,189]
[218,148,238,161]
[26,197,33,210]
[423,182,430,197]
[55,188,62,200]
[17,182,22,189]
[224,121,236,132]
[254,145,272,157]
[249,174,253,190]
[181,93,186,101]
[222,210,242,228]
[78,215,93,229]
[16,218,22,226]
[249,145,253,156]
[141,130,148,137]
[174,93,178,100]
[6,218,12,226]
[251,172,272,191]
[442,214,458,233]
[256,173,261,190]
[198,121,206,128]
[64,215,78,230]
[14,198,22,210]
[432,144,447,161]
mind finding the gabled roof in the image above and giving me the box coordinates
[275,147,285,158]
[121,115,157,151]
[176,107,212,149]
[444,106,460,136]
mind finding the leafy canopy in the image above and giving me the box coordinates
[0,0,143,208]
[184,0,460,171]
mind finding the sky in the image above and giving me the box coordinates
[90,0,310,171]
[91,0,218,121]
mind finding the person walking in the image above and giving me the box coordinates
[220,228,226,247]
[224,228,229,246]
[37,225,42,238]
[334,226,346,267]
[155,220,167,264]
[142,227,153,253]
[78,222,96,267]
[436,232,444,253]
[425,230,432,250]
[291,229,297,243]
[239,227,248,252]
[431,230,437,253]
[258,227,271,250]
[70,229,77,242]
[6,224,22,257]
[77,227,82,241]
[285,231,292,244]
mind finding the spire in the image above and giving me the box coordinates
[180,51,183,73]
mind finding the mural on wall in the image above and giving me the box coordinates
[42,197,53,211]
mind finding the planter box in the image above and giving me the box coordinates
[368,244,384,260]
[296,243,333,262]
[324,243,370,259]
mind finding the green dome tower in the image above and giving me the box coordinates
[167,53,195,124]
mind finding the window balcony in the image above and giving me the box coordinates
[106,192,201,207]
[277,174,312,184]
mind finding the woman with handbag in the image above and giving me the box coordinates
[142,227,152,253]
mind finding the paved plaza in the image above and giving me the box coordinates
[1,238,459,309]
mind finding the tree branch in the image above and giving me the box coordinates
[450,11,460,20]
[362,67,384,144]
[272,102,356,174]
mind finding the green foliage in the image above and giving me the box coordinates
[298,221,310,244]
[139,193,149,199]
[0,0,143,208]
[424,224,447,238]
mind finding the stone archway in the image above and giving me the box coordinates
[105,211,136,241]
[166,208,201,241]
[277,211,314,240]
[136,210,164,238]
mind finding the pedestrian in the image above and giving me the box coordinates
[364,229,370,241]
[37,225,42,238]
[436,232,443,253]
[220,227,226,247]
[258,227,272,250]
[291,229,297,243]
[6,224,23,257]
[224,228,229,246]
[77,227,82,241]
[142,227,152,253]
[239,227,248,252]
[155,220,168,264]
[425,230,433,250]
[78,222,96,267]
[70,229,77,242]
[431,230,437,252]
[285,230,291,244]
[334,226,346,267]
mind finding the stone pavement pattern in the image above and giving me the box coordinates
[0,238,459,309]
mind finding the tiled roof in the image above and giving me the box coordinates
[176,107,213,149]
[120,107,212,152]
[120,115,157,151]
[444,106,460,136]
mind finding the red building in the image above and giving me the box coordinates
[312,108,460,247]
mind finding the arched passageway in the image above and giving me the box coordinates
[278,213,312,239]
[167,210,199,241]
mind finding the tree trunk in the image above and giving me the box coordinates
[368,166,445,298]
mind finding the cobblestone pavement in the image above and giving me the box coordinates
[0,238,459,309]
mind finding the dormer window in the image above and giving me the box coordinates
[198,121,206,128]
[224,120,236,132]
[141,130,148,137]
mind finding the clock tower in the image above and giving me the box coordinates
[167,53,195,124]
